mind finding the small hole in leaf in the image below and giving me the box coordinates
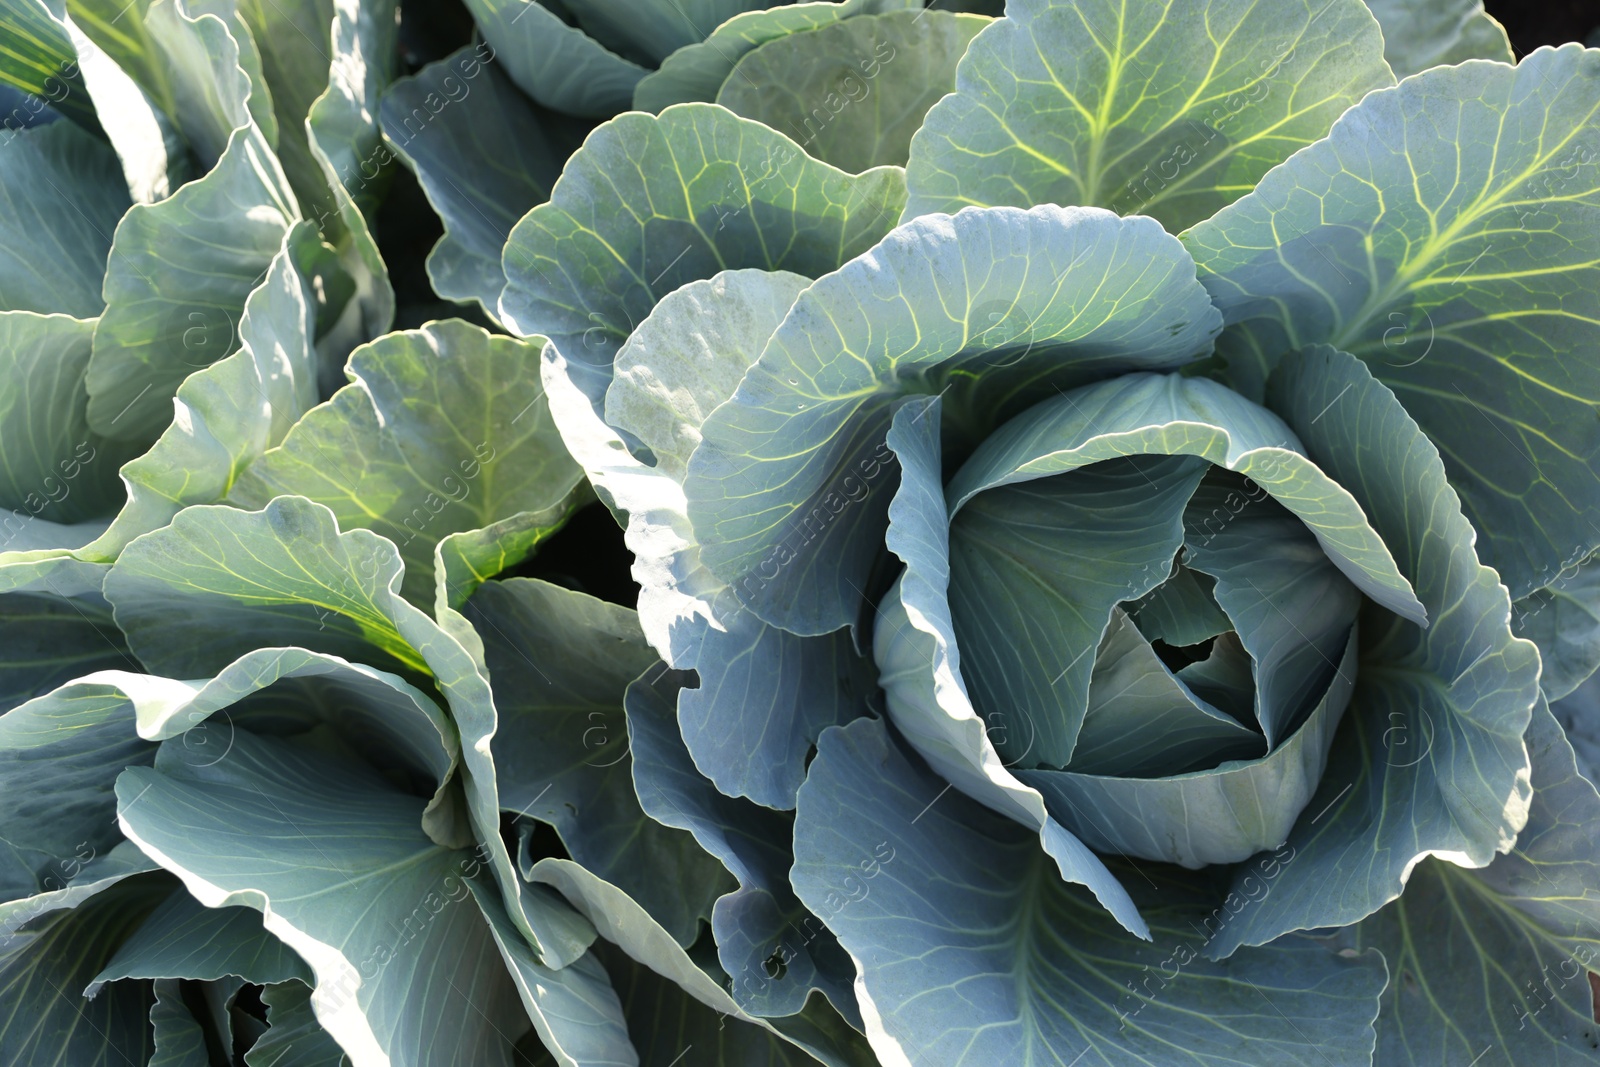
[763,949,789,981]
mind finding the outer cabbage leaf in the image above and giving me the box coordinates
[470,880,637,1067]
[1350,697,1600,1066]
[0,677,153,905]
[148,977,210,1067]
[625,666,860,1023]
[1183,48,1600,600]
[791,716,1389,1066]
[596,270,876,808]
[301,0,397,349]
[103,497,596,965]
[1198,345,1539,957]
[0,0,101,131]
[633,0,916,112]
[244,980,349,1067]
[902,0,1394,231]
[0,313,135,527]
[500,102,907,411]
[557,0,790,66]
[717,10,989,172]
[116,724,535,1067]
[462,578,731,947]
[0,120,128,317]
[1362,0,1513,77]
[463,0,646,117]
[58,4,193,202]
[1556,674,1600,785]
[231,319,585,608]
[0,871,166,1066]
[0,583,133,715]
[83,1,299,442]
[526,858,875,1067]
[87,888,311,995]
[78,223,321,561]
[1513,548,1600,703]
[67,0,269,168]
[381,46,568,321]
[230,0,333,209]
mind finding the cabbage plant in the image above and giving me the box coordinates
[523,2,1600,1064]
[3,0,1599,1065]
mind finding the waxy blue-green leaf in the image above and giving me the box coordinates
[104,499,427,678]
[625,667,859,1023]
[462,578,730,947]
[634,0,917,112]
[1064,608,1266,778]
[948,452,1211,768]
[245,980,348,1067]
[1349,696,1600,1066]
[717,10,989,173]
[82,223,320,561]
[0,313,134,525]
[1362,0,1512,77]
[0,677,152,905]
[1556,673,1600,781]
[500,102,907,410]
[792,716,1389,1066]
[148,977,210,1067]
[1184,48,1600,600]
[84,2,298,443]
[1513,548,1600,703]
[116,724,535,1067]
[608,269,810,483]
[231,320,585,608]
[124,646,463,842]
[431,503,580,621]
[1126,561,1230,649]
[582,940,860,1067]
[526,858,874,1067]
[1023,628,1357,867]
[88,889,311,996]
[1181,471,1363,745]
[0,586,133,715]
[463,0,645,117]
[559,0,784,67]
[947,372,1425,625]
[0,872,165,1066]
[0,121,128,317]
[1,838,157,936]
[381,49,568,321]
[685,205,1222,637]
[4,643,467,863]
[581,269,875,809]
[301,0,396,348]
[903,0,1394,231]
[469,881,636,1067]
[1200,345,1540,957]
[102,497,597,965]
[232,0,334,221]
[874,396,1150,938]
